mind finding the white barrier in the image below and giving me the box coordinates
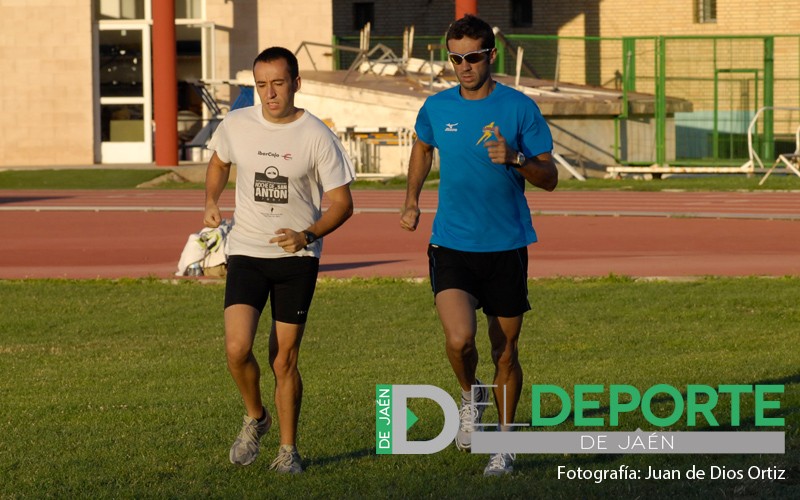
[759,123,800,185]
[741,106,800,173]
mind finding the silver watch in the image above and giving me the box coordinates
[514,151,526,167]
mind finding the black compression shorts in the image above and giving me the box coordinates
[427,244,531,318]
[224,254,320,324]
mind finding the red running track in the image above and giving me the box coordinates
[1,189,799,279]
[2,189,799,218]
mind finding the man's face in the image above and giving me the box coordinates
[447,36,495,93]
[254,58,300,123]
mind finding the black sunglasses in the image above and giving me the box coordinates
[447,48,493,65]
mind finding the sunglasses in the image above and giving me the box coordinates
[447,48,493,65]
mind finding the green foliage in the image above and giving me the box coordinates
[0,278,797,498]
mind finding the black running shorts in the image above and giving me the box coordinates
[427,244,531,318]
[224,254,320,324]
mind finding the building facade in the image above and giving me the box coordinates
[0,0,333,167]
[0,0,797,167]
[331,0,799,39]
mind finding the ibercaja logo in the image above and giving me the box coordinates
[375,384,785,455]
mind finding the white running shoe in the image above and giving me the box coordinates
[269,444,303,474]
[484,452,515,476]
[454,380,490,452]
[229,407,272,466]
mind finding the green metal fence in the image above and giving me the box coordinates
[335,34,800,167]
[502,34,800,167]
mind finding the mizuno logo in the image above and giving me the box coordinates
[445,123,458,132]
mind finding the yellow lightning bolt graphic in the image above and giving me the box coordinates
[475,121,495,145]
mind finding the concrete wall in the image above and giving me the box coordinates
[295,80,423,131]
[295,79,424,177]
[0,0,95,166]
[206,0,256,87]
[260,0,334,72]
[210,0,335,78]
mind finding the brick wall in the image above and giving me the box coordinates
[531,0,800,37]
[332,0,454,38]
[260,0,334,72]
[0,0,94,166]
[329,1,800,39]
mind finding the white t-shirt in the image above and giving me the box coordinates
[207,106,355,258]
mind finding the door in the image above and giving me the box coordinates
[97,23,152,163]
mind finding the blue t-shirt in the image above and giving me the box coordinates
[415,83,553,252]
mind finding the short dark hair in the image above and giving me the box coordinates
[446,14,495,50]
[253,46,299,81]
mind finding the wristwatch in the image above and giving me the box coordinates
[302,230,318,249]
[514,151,526,167]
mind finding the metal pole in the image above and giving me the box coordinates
[656,36,667,167]
[763,36,775,162]
[153,0,178,166]
[455,0,478,18]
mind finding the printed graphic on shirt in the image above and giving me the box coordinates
[475,121,495,145]
[254,166,289,204]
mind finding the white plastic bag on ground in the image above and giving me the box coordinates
[176,219,233,277]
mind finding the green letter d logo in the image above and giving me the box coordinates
[377,385,459,454]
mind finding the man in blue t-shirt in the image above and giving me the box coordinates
[400,14,558,476]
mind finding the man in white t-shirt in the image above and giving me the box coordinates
[204,46,355,474]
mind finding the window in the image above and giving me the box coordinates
[94,1,202,21]
[696,0,717,23]
[353,2,374,31]
[175,0,202,20]
[511,0,533,28]
[95,0,145,20]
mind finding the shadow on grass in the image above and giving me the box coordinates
[305,447,374,469]
[320,260,402,272]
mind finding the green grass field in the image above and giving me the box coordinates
[2,168,800,191]
[1,168,797,496]
[0,169,165,190]
[1,277,797,498]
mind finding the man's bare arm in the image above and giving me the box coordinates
[203,152,232,228]
[400,139,434,231]
[272,183,354,253]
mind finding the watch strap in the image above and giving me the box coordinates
[302,230,318,249]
